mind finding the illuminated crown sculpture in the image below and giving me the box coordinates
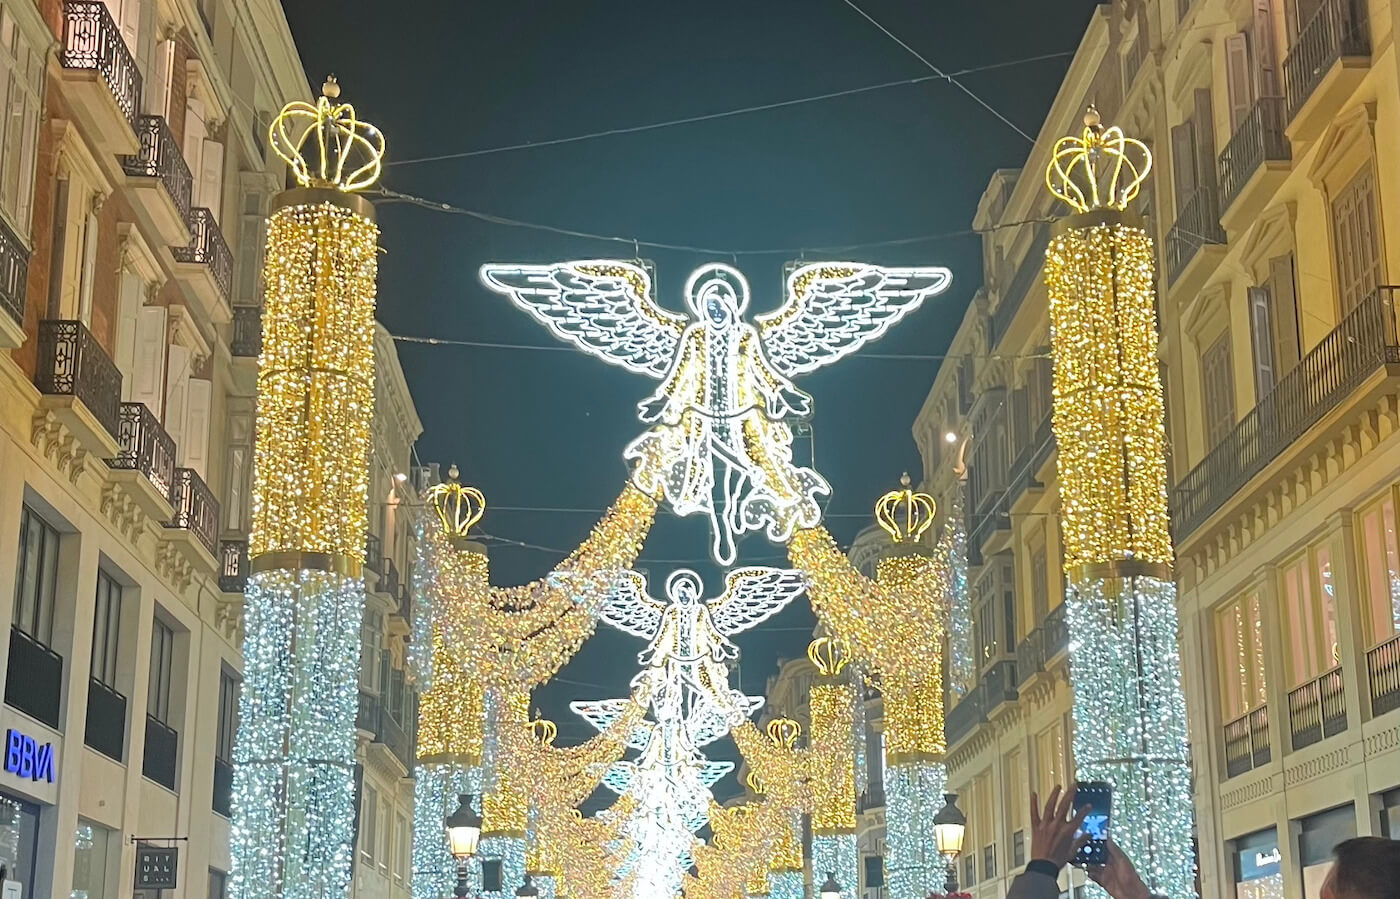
[270,75,386,193]
[529,716,559,747]
[427,464,487,542]
[766,718,801,750]
[875,473,936,544]
[1045,105,1152,214]
[807,636,848,678]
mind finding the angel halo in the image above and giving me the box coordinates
[480,259,953,565]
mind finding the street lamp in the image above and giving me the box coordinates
[932,792,967,894]
[819,871,843,899]
[515,875,540,898]
[444,794,482,898]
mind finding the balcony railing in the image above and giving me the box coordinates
[1284,0,1370,122]
[946,680,987,746]
[5,627,63,729]
[1223,705,1271,778]
[1016,626,1045,684]
[174,207,233,303]
[35,319,123,440]
[356,689,378,734]
[106,402,176,503]
[231,305,262,357]
[982,659,1019,713]
[1287,666,1347,750]
[1218,96,1290,212]
[219,539,249,593]
[143,714,178,790]
[60,0,142,131]
[212,757,233,817]
[120,115,193,222]
[365,533,383,576]
[1165,184,1226,285]
[377,704,414,772]
[85,677,127,762]
[989,225,1050,348]
[167,467,219,556]
[0,215,27,331]
[1171,287,1400,539]
[378,557,400,597]
[1043,603,1070,660]
[1367,633,1400,717]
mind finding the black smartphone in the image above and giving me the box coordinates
[1072,780,1112,867]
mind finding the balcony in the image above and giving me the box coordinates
[5,627,63,729]
[84,677,127,762]
[356,689,379,734]
[1165,184,1226,293]
[33,320,122,462]
[1367,633,1400,717]
[105,402,176,520]
[1007,412,1054,508]
[231,305,261,357]
[219,539,249,593]
[946,681,987,747]
[58,0,141,155]
[173,208,233,318]
[1170,287,1400,540]
[120,115,192,247]
[212,757,233,817]
[142,714,178,790]
[1015,626,1045,685]
[165,467,219,559]
[0,216,27,347]
[1042,603,1070,662]
[1287,666,1346,750]
[365,533,383,576]
[1218,97,1291,231]
[988,225,1050,349]
[1223,705,1270,779]
[982,659,1019,714]
[357,689,415,772]
[1284,0,1370,141]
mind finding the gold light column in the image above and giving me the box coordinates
[808,638,859,899]
[1043,107,1195,899]
[229,76,384,899]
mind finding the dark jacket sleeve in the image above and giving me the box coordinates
[1007,869,1061,899]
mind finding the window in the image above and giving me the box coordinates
[863,854,885,888]
[73,821,112,899]
[1216,593,1268,721]
[1356,493,1400,645]
[0,4,42,236]
[196,0,215,34]
[14,504,59,644]
[360,785,377,865]
[360,611,382,691]
[1035,720,1067,794]
[208,869,227,899]
[148,618,174,724]
[1202,333,1236,448]
[481,859,502,893]
[393,812,408,882]
[1030,546,1049,623]
[1005,747,1026,848]
[91,570,121,687]
[216,669,238,762]
[1331,166,1383,313]
[1281,542,1341,685]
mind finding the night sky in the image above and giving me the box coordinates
[283,0,1103,798]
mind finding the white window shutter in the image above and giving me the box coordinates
[78,210,99,326]
[165,344,190,454]
[117,0,140,62]
[115,271,142,398]
[1248,285,1276,400]
[150,39,174,120]
[132,306,167,413]
[184,378,211,477]
[197,139,224,218]
[1225,32,1252,131]
[182,96,206,176]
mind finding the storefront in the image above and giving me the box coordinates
[1299,805,1356,899]
[0,790,40,898]
[1232,828,1283,899]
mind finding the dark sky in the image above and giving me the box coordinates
[283,0,1103,798]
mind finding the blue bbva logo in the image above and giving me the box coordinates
[5,729,55,783]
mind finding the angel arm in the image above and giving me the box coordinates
[479,261,687,378]
[757,262,953,376]
[709,567,808,636]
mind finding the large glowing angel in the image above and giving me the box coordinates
[480,260,952,564]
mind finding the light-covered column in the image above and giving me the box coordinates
[481,685,530,899]
[809,638,860,899]
[230,76,384,899]
[1043,107,1195,899]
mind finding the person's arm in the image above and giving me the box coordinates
[1008,787,1089,899]
[1087,840,1153,899]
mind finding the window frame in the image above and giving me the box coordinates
[91,569,122,687]
[1355,489,1400,647]
[13,504,60,646]
[1214,591,1269,721]
[0,2,44,239]
[148,617,175,724]
[216,668,239,762]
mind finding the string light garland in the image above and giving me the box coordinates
[1043,108,1195,899]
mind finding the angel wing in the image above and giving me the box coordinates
[597,569,667,639]
[479,261,689,378]
[757,262,953,376]
[708,567,807,636]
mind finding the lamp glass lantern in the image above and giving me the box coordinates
[515,875,540,898]
[819,871,842,899]
[932,792,967,860]
[444,794,482,859]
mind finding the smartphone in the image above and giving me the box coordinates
[1072,780,1112,867]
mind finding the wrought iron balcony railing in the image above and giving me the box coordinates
[1367,632,1400,717]
[1170,287,1400,539]
[1165,184,1226,285]
[1218,96,1290,212]
[174,207,233,303]
[982,659,1019,713]
[1043,603,1070,660]
[946,680,987,746]
[106,402,176,504]
[365,533,383,576]
[167,467,219,557]
[121,115,193,223]
[219,539,249,593]
[1015,626,1045,685]
[35,319,123,439]
[1287,666,1346,750]
[1284,0,1370,122]
[60,0,142,131]
[1223,705,1270,778]
[0,214,27,331]
[231,305,262,357]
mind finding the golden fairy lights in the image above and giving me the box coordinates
[427,464,486,541]
[270,76,385,193]
[415,627,484,764]
[1046,105,1152,214]
[875,473,937,543]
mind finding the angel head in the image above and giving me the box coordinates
[684,263,750,328]
[665,569,704,605]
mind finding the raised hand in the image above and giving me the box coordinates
[1028,785,1090,869]
[1087,840,1151,899]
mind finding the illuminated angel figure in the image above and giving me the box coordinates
[603,568,805,719]
[480,260,952,564]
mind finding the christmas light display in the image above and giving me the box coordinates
[810,639,860,899]
[480,260,951,564]
[941,485,974,700]
[1043,108,1195,899]
[229,77,382,899]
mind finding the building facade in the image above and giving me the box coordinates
[0,0,421,896]
[916,2,1400,899]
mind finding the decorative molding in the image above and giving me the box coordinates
[1363,723,1398,757]
[155,539,195,593]
[1220,772,1277,810]
[1283,744,1352,787]
[30,410,91,484]
[215,595,243,644]
[99,483,149,542]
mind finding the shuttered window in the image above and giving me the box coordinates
[1331,166,1383,313]
[1202,333,1236,448]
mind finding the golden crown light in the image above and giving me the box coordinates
[807,636,848,677]
[875,473,936,544]
[745,771,764,795]
[428,465,487,540]
[1045,105,1152,214]
[766,718,801,749]
[529,716,558,747]
[271,75,385,193]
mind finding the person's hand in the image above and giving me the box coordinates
[1028,785,1090,868]
[1087,840,1151,899]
